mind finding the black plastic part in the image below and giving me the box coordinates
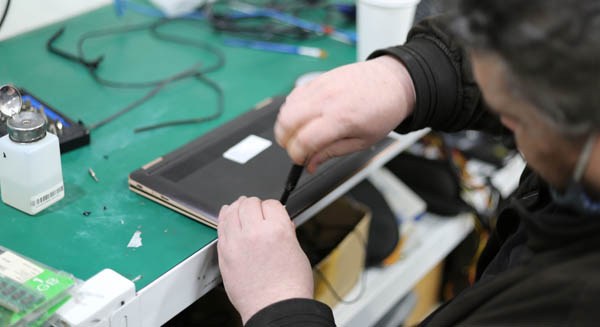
[386,153,471,216]
[347,180,400,267]
[0,88,91,154]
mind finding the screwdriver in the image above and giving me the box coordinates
[280,164,304,206]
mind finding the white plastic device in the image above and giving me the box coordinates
[357,0,421,61]
[55,269,136,327]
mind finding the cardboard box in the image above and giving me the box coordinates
[297,197,372,308]
[404,262,444,326]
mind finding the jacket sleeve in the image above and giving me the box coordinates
[368,16,509,136]
[245,298,335,327]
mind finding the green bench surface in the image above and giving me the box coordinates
[0,3,356,289]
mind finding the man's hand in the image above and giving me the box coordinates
[217,196,314,324]
[275,55,416,173]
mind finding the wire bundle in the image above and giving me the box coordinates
[47,18,226,132]
[205,0,350,42]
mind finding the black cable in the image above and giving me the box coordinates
[0,0,10,31]
[132,19,226,132]
[47,18,227,132]
[46,1,340,131]
[47,27,103,69]
[149,19,225,75]
[74,19,225,88]
[76,21,166,88]
[88,62,203,130]
[134,74,224,132]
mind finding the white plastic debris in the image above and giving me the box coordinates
[127,231,143,248]
[150,0,208,17]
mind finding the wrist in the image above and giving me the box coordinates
[371,55,416,118]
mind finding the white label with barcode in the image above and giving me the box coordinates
[29,183,64,210]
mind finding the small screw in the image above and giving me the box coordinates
[89,168,99,182]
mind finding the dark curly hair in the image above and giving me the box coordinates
[450,0,600,134]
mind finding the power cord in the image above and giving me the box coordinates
[135,73,224,133]
[88,62,202,131]
[46,18,226,132]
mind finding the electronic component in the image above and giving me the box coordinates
[0,247,76,326]
[0,277,45,313]
[0,89,90,154]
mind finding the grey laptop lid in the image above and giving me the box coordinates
[129,96,397,228]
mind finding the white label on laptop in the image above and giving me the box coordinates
[223,134,272,164]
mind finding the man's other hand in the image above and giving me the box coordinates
[217,196,314,324]
[275,55,416,173]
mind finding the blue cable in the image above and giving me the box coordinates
[113,1,355,43]
[231,7,356,44]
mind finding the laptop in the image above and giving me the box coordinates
[128,96,398,228]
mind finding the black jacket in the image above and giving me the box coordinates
[246,17,600,327]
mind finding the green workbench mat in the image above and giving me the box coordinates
[0,3,356,290]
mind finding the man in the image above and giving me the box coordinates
[217,0,600,325]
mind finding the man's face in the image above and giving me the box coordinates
[470,51,584,189]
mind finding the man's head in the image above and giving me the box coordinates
[451,0,600,192]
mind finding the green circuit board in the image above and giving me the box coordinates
[0,248,74,326]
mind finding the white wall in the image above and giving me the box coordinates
[0,0,111,41]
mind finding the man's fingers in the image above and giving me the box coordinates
[306,138,367,173]
[262,200,292,227]
[275,97,320,149]
[228,196,244,230]
[238,197,265,228]
[285,117,349,166]
[274,121,288,148]
[217,204,229,241]
[218,205,229,224]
